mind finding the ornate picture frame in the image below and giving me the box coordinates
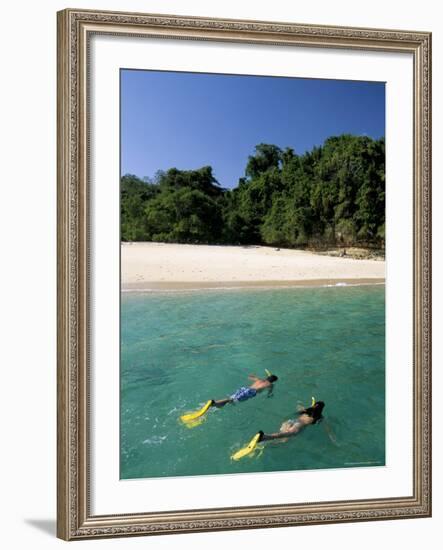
[57,8,431,540]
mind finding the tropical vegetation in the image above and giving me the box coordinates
[121,134,385,248]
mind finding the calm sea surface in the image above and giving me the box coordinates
[120,285,385,479]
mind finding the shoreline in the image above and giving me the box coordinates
[122,278,385,293]
[122,242,385,291]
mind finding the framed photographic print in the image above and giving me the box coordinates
[57,8,432,540]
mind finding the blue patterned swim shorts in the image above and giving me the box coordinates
[230,387,257,402]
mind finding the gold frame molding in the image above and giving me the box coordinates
[57,8,432,540]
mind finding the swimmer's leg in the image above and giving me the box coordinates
[212,398,233,408]
[261,431,297,442]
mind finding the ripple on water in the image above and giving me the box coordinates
[121,285,385,479]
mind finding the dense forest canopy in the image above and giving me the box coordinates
[121,134,385,248]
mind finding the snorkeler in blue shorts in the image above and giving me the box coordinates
[212,373,278,408]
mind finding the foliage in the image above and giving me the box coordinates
[121,135,385,248]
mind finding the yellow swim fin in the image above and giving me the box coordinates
[231,432,263,461]
[182,416,206,429]
[180,400,213,423]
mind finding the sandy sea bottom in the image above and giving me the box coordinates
[120,284,385,479]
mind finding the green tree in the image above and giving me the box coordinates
[121,135,385,249]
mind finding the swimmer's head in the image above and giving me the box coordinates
[267,374,278,383]
[300,400,325,424]
[311,400,325,423]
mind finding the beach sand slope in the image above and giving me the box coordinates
[122,243,385,291]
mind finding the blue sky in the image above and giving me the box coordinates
[121,69,385,189]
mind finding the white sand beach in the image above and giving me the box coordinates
[121,242,385,291]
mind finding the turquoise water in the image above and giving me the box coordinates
[120,285,385,479]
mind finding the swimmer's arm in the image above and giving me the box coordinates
[267,385,274,398]
[322,417,338,445]
[248,374,260,381]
